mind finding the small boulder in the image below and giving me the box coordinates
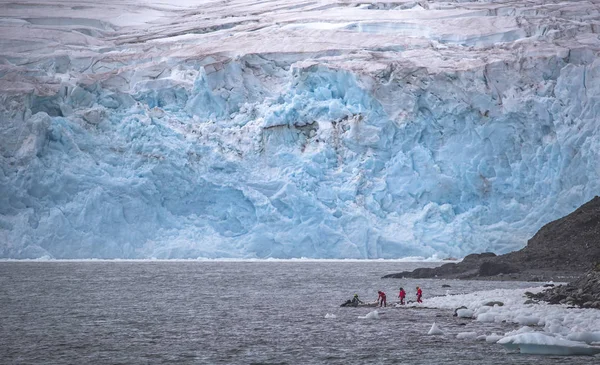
[483,301,504,307]
[548,294,566,304]
[581,294,595,303]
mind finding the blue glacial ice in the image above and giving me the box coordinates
[1,0,600,259]
[2,53,599,259]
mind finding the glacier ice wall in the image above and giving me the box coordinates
[1,0,600,258]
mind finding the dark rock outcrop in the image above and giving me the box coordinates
[383,196,600,280]
[478,262,518,277]
[382,252,498,279]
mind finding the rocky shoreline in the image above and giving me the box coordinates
[383,196,600,307]
[382,251,584,282]
[526,269,600,309]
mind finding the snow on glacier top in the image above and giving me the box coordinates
[1,0,600,258]
[0,0,591,92]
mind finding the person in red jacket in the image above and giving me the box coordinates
[416,286,423,303]
[377,291,387,307]
[398,287,406,305]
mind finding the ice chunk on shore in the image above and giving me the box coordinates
[498,332,600,356]
[456,308,474,318]
[475,313,496,322]
[515,315,541,326]
[485,333,504,343]
[504,326,535,337]
[566,332,600,344]
[427,322,444,335]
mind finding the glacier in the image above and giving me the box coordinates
[1,0,600,259]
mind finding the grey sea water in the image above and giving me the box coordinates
[0,261,592,364]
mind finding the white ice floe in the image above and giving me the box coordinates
[358,310,380,320]
[498,332,600,356]
[427,322,443,335]
[457,332,478,340]
[324,313,337,319]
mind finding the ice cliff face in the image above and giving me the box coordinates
[1,0,600,259]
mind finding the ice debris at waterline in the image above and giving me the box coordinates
[427,322,444,336]
[419,287,600,356]
[2,0,600,259]
[324,313,337,319]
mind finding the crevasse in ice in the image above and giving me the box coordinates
[1,0,599,259]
